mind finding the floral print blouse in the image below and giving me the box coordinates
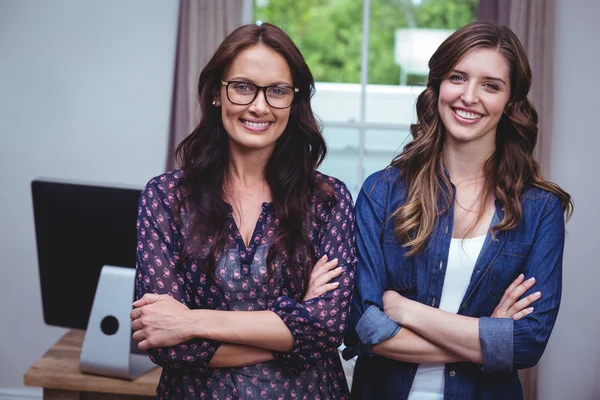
[135,170,356,399]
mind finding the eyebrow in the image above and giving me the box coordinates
[452,69,507,85]
[227,76,294,87]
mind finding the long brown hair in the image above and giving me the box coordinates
[392,20,573,256]
[175,23,330,288]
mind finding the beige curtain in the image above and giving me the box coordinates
[478,2,556,399]
[478,0,555,175]
[509,0,556,176]
[477,0,511,24]
[166,0,249,171]
[509,3,556,399]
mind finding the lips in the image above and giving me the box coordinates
[239,118,273,132]
[453,108,482,120]
[451,108,484,125]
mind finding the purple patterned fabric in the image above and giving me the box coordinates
[135,170,356,399]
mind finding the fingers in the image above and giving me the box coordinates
[496,276,536,314]
[499,273,525,306]
[303,256,341,301]
[310,282,340,298]
[130,307,142,320]
[131,318,142,331]
[132,328,146,343]
[314,255,329,270]
[302,255,344,301]
[310,256,338,281]
[505,277,536,305]
[313,266,343,288]
[133,293,161,308]
[511,307,534,321]
[508,291,541,318]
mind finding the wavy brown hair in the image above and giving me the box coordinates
[392,21,573,256]
[175,23,331,289]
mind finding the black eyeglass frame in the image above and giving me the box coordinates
[221,80,299,109]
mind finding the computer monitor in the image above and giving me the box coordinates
[31,178,156,379]
[31,178,141,330]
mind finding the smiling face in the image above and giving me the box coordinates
[438,47,511,149]
[215,44,293,156]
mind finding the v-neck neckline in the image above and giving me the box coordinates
[227,202,272,263]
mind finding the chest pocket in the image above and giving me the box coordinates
[382,227,416,293]
[486,242,532,300]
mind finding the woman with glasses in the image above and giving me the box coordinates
[345,21,572,399]
[130,23,356,399]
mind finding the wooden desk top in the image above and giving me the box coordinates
[24,330,161,397]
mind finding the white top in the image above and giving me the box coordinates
[407,234,486,400]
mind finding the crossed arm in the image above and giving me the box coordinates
[131,178,357,370]
[371,274,538,364]
[130,255,344,368]
[347,178,564,370]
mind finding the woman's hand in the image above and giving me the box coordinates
[492,274,541,320]
[130,293,193,351]
[303,255,342,301]
[382,290,409,324]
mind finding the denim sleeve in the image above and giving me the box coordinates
[479,195,565,372]
[344,172,401,359]
[479,317,513,371]
[356,305,401,345]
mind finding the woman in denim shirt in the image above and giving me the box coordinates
[345,21,572,399]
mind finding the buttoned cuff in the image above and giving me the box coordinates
[479,317,514,372]
[356,305,401,346]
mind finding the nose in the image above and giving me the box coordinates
[248,89,269,115]
[460,83,479,106]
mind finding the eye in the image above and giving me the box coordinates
[231,82,255,94]
[449,74,465,82]
[484,83,500,91]
[267,86,293,98]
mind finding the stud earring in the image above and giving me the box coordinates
[212,100,216,106]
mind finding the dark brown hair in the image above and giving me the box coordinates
[176,23,329,287]
[392,20,572,256]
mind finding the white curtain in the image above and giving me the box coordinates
[166,0,250,171]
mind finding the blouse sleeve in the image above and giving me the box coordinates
[135,174,221,371]
[269,178,357,369]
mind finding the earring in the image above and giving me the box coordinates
[212,100,216,106]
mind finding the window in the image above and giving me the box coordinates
[254,0,478,196]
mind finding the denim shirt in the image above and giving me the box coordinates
[344,167,565,400]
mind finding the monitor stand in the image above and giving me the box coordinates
[79,265,157,380]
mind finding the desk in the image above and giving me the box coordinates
[24,330,161,399]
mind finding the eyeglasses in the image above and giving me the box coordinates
[221,80,299,109]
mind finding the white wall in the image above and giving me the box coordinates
[1,0,599,397]
[538,1,600,399]
[0,0,178,392]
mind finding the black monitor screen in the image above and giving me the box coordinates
[31,178,142,330]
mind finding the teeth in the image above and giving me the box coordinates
[242,120,271,128]
[454,109,482,120]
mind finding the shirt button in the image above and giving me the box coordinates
[449,370,456,377]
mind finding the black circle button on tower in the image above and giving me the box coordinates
[100,315,119,335]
